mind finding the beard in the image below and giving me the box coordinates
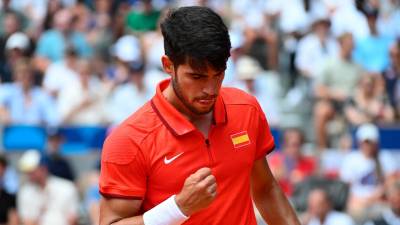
[171,75,215,115]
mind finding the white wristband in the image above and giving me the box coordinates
[143,195,189,225]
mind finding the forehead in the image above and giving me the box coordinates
[177,61,224,75]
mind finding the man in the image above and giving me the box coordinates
[301,188,355,225]
[364,180,400,225]
[313,32,362,149]
[17,149,79,225]
[43,128,75,181]
[99,6,300,225]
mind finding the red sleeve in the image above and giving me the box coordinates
[99,132,147,198]
[254,101,275,160]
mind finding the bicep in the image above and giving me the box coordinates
[251,157,276,194]
[100,196,143,225]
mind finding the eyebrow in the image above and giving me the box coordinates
[187,71,223,77]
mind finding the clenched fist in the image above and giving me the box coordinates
[175,167,217,216]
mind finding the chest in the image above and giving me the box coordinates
[144,116,259,203]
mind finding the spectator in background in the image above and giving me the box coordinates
[0,1,29,37]
[382,39,400,119]
[0,58,59,126]
[125,0,161,33]
[268,128,317,196]
[231,0,279,70]
[364,179,400,225]
[34,8,92,73]
[43,128,75,181]
[340,123,399,222]
[17,149,79,225]
[0,11,23,67]
[353,9,393,73]
[345,73,394,126]
[106,34,142,87]
[0,154,18,225]
[234,55,281,127]
[57,59,110,125]
[314,32,363,149]
[295,16,338,80]
[42,47,79,98]
[1,32,30,83]
[85,0,113,58]
[301,188,355,225]
[108,62,153,125]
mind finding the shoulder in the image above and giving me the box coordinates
[102,102,162,164]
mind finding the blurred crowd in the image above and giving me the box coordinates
[0,0,400,225]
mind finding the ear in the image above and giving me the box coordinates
[161,55,174,76]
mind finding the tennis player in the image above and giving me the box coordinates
[99,6,300,225]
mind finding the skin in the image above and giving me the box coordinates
[99,56,301,225]
[301,189,332,225]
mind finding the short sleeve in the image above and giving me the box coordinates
[254,100,275,160]
[99,132,147,198]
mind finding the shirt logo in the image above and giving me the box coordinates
[164,152,184,164]
[231,131,251,148]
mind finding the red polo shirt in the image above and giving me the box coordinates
[100,79,275,224]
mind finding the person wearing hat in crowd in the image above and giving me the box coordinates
[0,154,18,225]
[339,123,399,223]
[1,32,30,83]
[295,15,338,80]
[17,149,79,225]
[234,55,281,127]
[43,127,75,181]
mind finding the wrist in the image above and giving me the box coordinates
[174,194,191,216]
[143,195,189,225]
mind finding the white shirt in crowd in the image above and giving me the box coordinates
[43,61,79,96]
[17,176,79,225]
[306,211,355,225]
[340,150,399,198]
[295,33,339,79]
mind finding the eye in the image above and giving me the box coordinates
[192,75,202,80]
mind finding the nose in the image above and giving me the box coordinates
[202,79,219,96]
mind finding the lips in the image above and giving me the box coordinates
[197,99,215,106]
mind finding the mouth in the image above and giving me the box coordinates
[196,98,215,106]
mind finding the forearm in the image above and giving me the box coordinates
[253,180,300,225]
[102,216,144,225]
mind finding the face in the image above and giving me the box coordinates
[163,56,225,115]
[308,189,331,218]
[283,130,303,157]
[27,167,47,185]
[360,140,378,157]
[341,34,354,55]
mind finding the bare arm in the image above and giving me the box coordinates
[251,157,301,225]
[100,197,144,225]
[7,208,19,225]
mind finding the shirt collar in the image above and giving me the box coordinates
[151,79,227,136]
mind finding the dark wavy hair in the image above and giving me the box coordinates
[160,6,231,72]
